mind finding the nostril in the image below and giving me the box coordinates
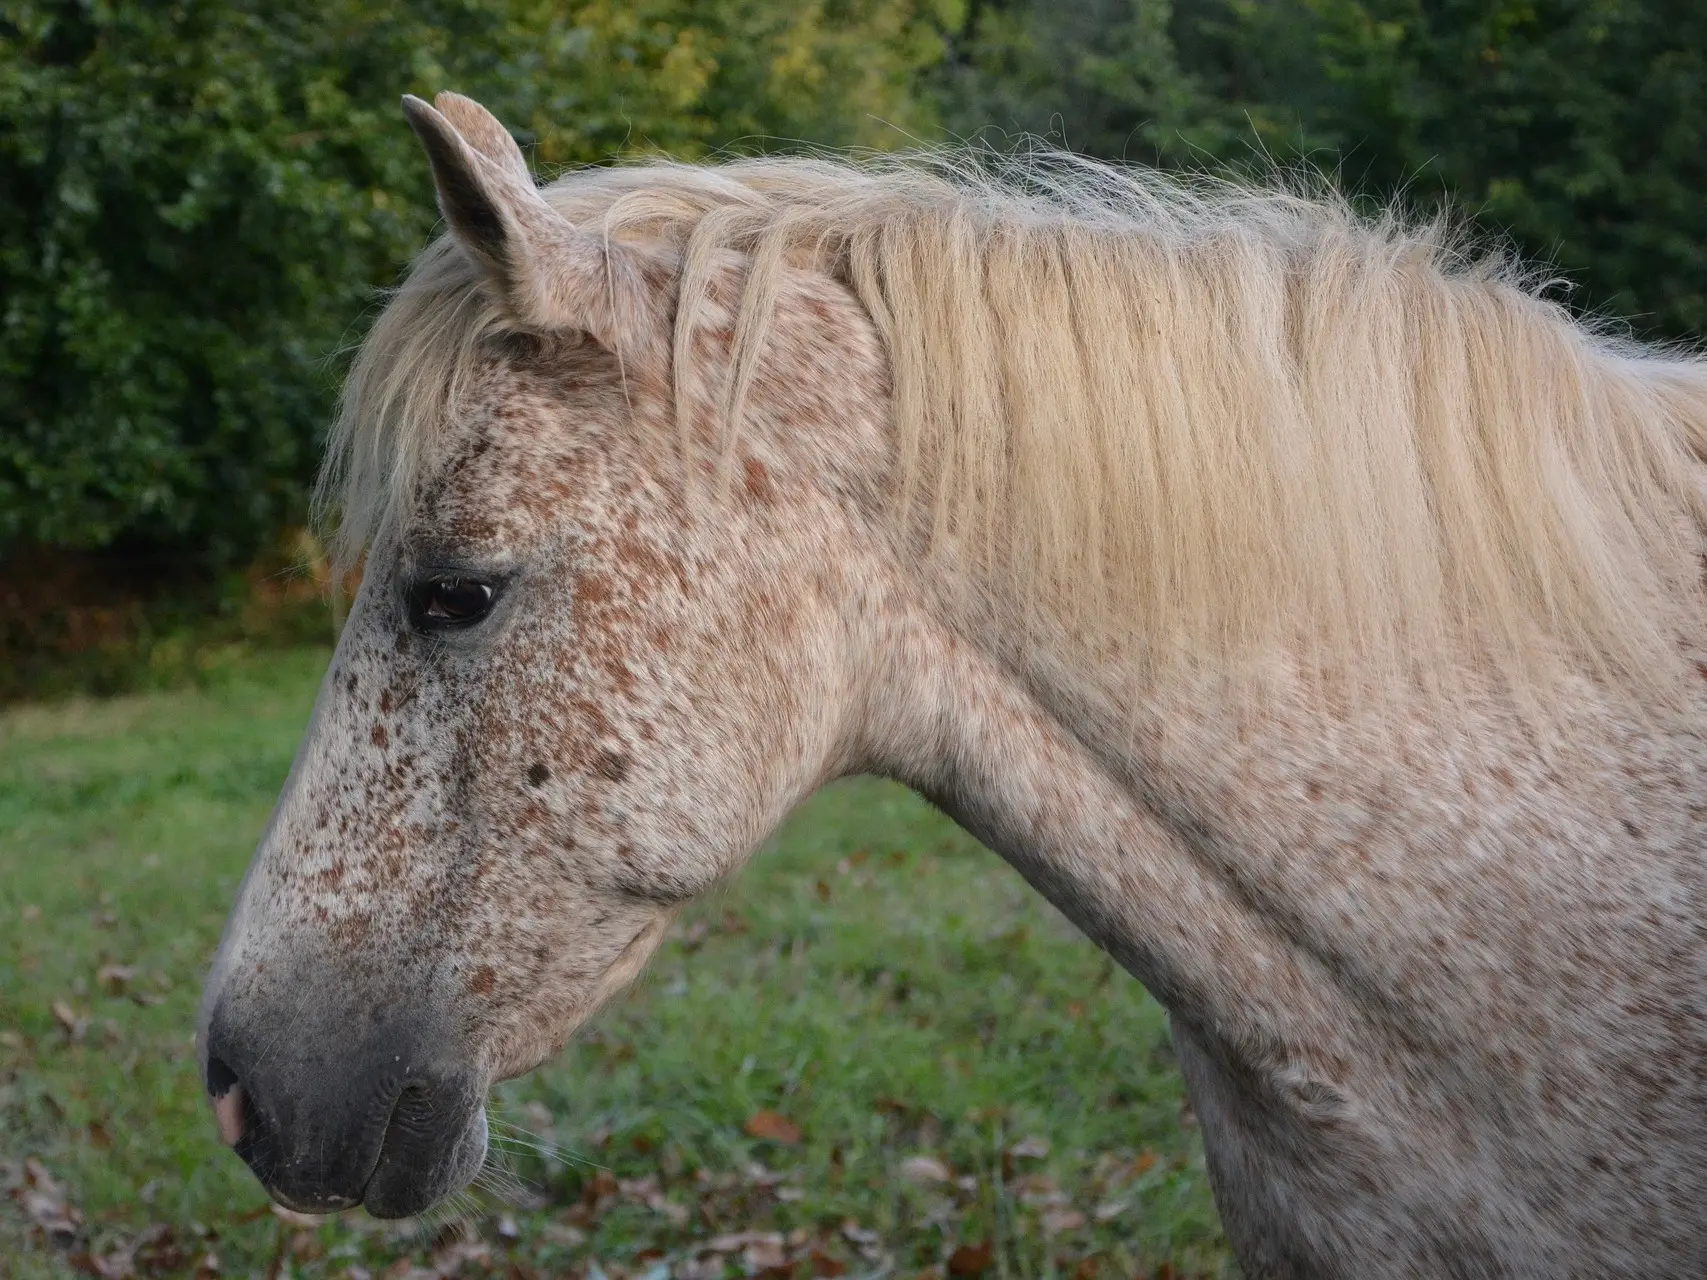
[205,1053,247,1147]
[205,1054,239,1098]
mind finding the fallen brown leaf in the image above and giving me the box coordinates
[541,1223,587,1248]
[96,964,135,996]
[20,1157,82,1242]
[51,999,88,1040]
[1006,1136,1050,1160]
[946,1242,993,1276]
[1041,1208,1086,1235]
[899,1155,952,1184]
[743,1235,788,1271]
[744,1110,802,1145]
[1014,1174,1068,1208]
[809,1249,848,1278]
[134,1223,188,1272]
[1092,1199,1129,1223]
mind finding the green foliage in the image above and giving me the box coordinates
[0,0,948,562]
[8,0,1703,579]
[1203,0,1707,337]
[487,0,952,164]
[938,0,1707,340]
[935,0,1215,162]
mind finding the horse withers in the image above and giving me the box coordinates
[197,92,1707,1276]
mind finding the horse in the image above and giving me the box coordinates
[197,92,1707,1277]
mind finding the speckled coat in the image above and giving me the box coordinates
[198,95,1707,1276]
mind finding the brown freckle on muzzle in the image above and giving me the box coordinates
[371,723,389,748]
[527,762,550,787]
[468,965,497,995]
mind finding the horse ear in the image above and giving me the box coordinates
[400,94,659,367]
[430,92,532,186]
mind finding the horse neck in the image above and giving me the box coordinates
[854,591,1345,1061]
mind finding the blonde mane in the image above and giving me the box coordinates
[323,150,1707,700]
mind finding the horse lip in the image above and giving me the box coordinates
[359,1096,489,1219]
[269,1186,361,1215]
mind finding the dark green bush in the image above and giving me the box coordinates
[937,0,1707,342]
[0,0,948,564]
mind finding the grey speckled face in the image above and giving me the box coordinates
[194,97,894,1218]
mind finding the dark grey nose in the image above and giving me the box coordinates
[201,1004,487,1217]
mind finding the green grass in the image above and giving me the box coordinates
[0,649,1230,1278]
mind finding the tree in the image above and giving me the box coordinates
[935,0,1707,340]
[934,0,1217,162]
[1217,0,1707,339]
[0,0,950,562]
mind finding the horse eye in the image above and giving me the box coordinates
[409,577,496,631]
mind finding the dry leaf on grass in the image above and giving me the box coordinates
[946,1241,994,1276]
[540,1223,587,1249]
[1014,1174,1070,1208]
[618,1176,690,1226]
[96,964,135,996]
[899,1155,953,1184]
[807,1248,848,1277]
[1041,1208,1086,1235]
[1092,1198,1130,1222]
[743,1234,788,1271]
[743,1110,801,1145]
[17,1157,82,1241]
[51,999,88,1040]
[1006,1136,1050,1160]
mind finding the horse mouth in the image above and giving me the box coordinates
[226,1081,490,1219]
[201,1005,491,1219]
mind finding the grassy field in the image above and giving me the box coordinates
[0,649,1230,1279]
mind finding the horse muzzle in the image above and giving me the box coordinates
[199,999,488,1218]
